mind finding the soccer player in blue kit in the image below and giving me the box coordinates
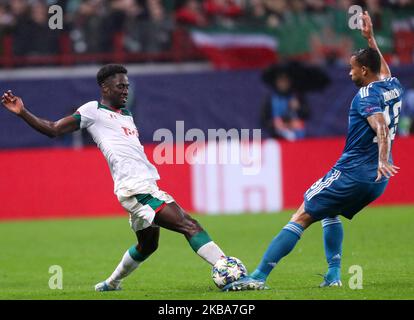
[224,11,404,291]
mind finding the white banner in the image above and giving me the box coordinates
[191,140,282,214]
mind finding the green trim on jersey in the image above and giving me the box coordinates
[135,194,165,211]
[72,113,81,128]
[98,102,132,116]
[189,231,212,252]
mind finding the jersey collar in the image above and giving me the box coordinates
[98,102,132,116]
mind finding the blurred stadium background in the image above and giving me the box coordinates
[0,0,414,301]
[0,0,413,219]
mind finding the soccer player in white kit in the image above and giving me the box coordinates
[1,64,226,291]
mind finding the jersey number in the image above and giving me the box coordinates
[373,101,401,143]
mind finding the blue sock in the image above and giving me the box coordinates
[322,216,343,281]
[251,222,304,281]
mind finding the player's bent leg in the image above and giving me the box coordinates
[154,202,225,265]
[225,203,315,291]
[320,216,343,288]
[250,203,315,281]
[290,202,315,229]
[136,226,160,256]
[95,227,160,292]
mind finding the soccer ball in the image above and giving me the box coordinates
[212,256,248,289]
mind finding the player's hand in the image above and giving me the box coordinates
[1,90,25,115]
[376,160,399,182]
[361,11,374,40]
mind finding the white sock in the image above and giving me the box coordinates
[106,250,141,287]
[196,241,225,265]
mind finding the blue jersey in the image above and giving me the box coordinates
[334,77,404,182]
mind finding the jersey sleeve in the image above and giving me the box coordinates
[392,77,404,96]
[357,86,383,118]
[72,101,97,129]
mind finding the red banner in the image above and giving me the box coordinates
[280,136,414,209]
[0,137,413,220]
[0,146,193,220]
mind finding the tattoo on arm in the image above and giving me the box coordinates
[367,113,391,162]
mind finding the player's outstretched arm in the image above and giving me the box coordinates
[361,11,391,79]
[367,113,399,181]
[1,90,79,138]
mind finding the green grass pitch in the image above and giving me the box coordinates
[0,206,413,300]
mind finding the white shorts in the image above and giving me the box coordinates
[117,181,174,232]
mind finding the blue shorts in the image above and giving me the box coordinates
[304,168,388,221]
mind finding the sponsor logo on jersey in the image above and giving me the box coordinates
[122,126,139,137]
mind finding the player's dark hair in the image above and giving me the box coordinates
[352,48,381,74]
[97,64,127,87]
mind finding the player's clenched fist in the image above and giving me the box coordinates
[1,90,25,115]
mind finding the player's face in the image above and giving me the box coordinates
[104,74,129,108]
[349,56,365,87]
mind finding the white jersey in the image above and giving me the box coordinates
[73,101,160,197]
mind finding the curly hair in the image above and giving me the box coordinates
[352,48,381,74]
[96,64,127,87]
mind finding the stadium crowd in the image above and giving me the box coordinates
[0,0,413,140]
[0,0,413,61]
